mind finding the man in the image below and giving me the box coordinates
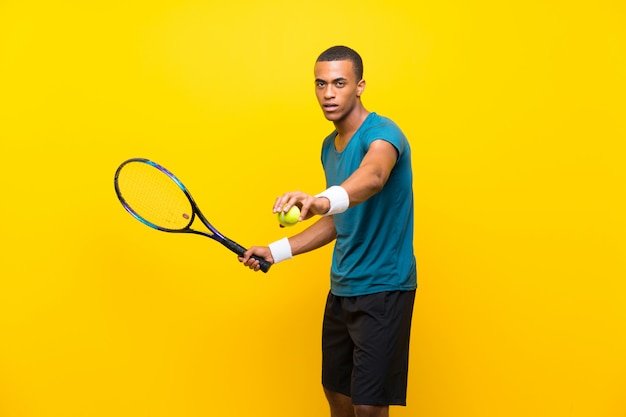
[240,45,417,417]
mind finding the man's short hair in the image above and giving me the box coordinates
[316,46,364,81]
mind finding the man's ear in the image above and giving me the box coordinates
[357,79,366,97]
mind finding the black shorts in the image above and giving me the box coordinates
[321,290,416,406]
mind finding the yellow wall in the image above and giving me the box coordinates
[1,1,624,416]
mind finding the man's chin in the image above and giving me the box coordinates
[322,111,342,122]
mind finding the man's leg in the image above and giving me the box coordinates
[324,388,355,417]
[325,388,390,417]
[349,291,416,416]
[323,293,356,416]
[322,291,414,417]
[353,405,389,417]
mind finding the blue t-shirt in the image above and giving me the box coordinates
[321,112,417,296]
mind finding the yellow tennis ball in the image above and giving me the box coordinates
[277,205,300,226]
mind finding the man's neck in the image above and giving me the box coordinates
[334,106,370,151]
[334,106,370,138]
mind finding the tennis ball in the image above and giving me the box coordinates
[278,205,300,226]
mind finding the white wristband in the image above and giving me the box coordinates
[315,185,350,216]
[268,237,293,264]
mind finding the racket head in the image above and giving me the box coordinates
[114,158,271,273]
[114,158,195,232]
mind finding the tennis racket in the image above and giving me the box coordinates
[114,158,271,273]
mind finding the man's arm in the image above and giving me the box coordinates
[240,216,336,271]
[288,215,337,256]
[241,139,397,271]
[275,139,398,219]
[339,139,398,206]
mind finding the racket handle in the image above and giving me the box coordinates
[222,238,272,273]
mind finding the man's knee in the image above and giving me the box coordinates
[324,388,355,417]
[353,404,389,417]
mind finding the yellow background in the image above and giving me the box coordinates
[1,1,625,416]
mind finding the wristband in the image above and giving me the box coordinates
[268,237,293,264]
[315,185,350,216]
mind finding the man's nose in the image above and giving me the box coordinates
[323,85,335,99]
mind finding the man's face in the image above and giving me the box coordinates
[314,60,365,122]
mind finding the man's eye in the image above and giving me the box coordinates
[336,81,345,87]
[316,81,326,87]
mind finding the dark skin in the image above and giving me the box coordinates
[240,59,397,417]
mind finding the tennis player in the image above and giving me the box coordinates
[241,45,417,417]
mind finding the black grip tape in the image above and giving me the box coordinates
[222,237,271,273]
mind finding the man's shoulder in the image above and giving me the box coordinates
[361,113,406,143]
[362,112,401,133]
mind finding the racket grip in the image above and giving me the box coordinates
[222,238,272,273]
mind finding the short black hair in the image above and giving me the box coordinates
[316,45,364,81]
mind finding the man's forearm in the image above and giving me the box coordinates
[289,216,337,256]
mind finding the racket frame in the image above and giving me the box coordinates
[114,158,271,273]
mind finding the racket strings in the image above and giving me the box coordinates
[117,162,192,230]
